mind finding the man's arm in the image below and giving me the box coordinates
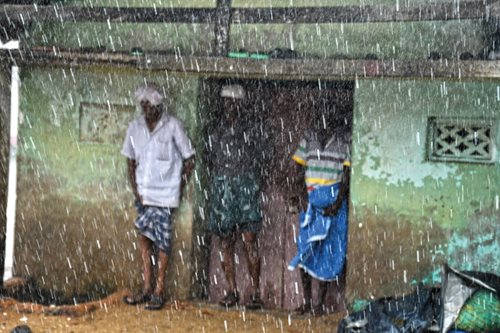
[288,137,308,213]
[288,161,308,213]
[127,158,142,204]
[324,165,350,216]
[181,156,196,189]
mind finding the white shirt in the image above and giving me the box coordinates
[121,113,195,207]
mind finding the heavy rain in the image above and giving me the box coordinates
[0,0,499,332]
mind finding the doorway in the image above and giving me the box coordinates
[204,78,354,311]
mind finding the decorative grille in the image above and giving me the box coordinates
[79,102,135,145]
[428,117,496,163]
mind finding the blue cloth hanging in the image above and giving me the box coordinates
[288,183,348,281]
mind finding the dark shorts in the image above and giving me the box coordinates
[208,173,262,237]
[135,202,173,255]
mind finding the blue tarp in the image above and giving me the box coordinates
[288,183,348,281]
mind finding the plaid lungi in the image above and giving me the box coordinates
[135,202,173,254]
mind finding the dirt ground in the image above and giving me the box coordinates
[0,289,344,333]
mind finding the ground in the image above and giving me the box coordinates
[0,290,344,333]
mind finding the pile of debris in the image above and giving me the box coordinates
[338,265,500,333]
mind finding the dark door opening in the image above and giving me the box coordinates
[203,78,354,311]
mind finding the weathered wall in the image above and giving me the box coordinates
[25,20,487,60]
[230,20,486,60]
[27,23,215,56]
[14,66,203,301]
[347,78,500,301]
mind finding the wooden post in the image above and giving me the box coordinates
[483,16,500,55]
[214,0,232,57]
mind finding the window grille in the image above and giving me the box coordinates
[428,117,496,163]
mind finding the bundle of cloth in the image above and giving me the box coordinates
[288,182,348,281]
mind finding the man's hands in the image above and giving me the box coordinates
[127,158,142,204]
[323,165,350,217]
[288,194,308,214]
[287,162,307,214]
[181,156,196,190]
[323,200,342,216]
[134,191,143,205]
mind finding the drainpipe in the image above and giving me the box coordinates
[4,65,19,281]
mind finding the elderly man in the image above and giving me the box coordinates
[121,84,195,310]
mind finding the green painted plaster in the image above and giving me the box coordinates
[230,20,486,59]
[26,22,214,55]
[24,17,487,60]
[417,215,499,285]
[352,79,500,229]
[346,78,500,302]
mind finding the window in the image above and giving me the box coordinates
[79,102,135,145]
[427,117,496,164]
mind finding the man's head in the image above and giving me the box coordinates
[311,112,331,145]
[135,84,164,125]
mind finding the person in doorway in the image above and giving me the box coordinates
[207,84,265,310]
[121,83,195,310]
[288,113,350,316]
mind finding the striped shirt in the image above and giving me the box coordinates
[292,130,351,190]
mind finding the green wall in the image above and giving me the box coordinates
[230,20,486,60]
[347,78,500,301]
[25,20,487,60]
[27,22,215,56]
[15,66,202,300]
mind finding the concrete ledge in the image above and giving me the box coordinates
[2,48,500,80]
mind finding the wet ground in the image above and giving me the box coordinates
[0,289,344,333]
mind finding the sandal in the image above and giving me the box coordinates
[246,293,264,310]
[219,291,239,307]
[145,294,165,311]
[312,304,325,316]
[293,302,312,315]
[123,292,151,305]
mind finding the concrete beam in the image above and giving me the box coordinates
[2,49,500,80]
[0,0,498,25]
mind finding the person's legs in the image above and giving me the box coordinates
[144,248,168,310]
[241,231,260,295]
[123,234,154,305]
[295,268,312,314]
[154,249,169,296]
[220,234,239,306]
[313,280,328,316]
[242,231,263,309]
[139,234,154,295]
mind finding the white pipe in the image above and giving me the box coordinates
[4,66,19,281]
